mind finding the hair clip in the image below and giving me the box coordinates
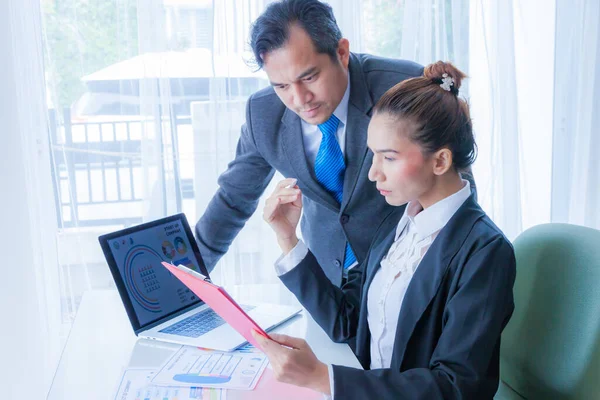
[439,73,454,92]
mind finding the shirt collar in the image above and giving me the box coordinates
[301,72,350,131]
[333,72,351,127]
[395,179,472,240]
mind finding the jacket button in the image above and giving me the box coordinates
[340,214,350,224]
[334,259,341,267]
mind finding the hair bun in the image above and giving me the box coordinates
[423,61,466,91]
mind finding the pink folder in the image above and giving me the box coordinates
[161,262,271,349]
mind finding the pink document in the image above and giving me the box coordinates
[161,262,271,349]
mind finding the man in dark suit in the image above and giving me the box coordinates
[195,0,423,286]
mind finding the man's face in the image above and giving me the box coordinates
[262,24,350,125]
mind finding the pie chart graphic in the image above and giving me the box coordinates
[162,240,176,259]
[123,244,164,313]
[174,236,188,255]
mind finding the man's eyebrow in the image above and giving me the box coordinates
[295,67,318,80]
[269,67,318,87]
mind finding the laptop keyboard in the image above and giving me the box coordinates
[160,305,256,338]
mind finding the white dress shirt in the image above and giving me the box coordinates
[274,180,471,398]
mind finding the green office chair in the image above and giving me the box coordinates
[495,223,600,400]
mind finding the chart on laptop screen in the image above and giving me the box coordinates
[109,219,203,326]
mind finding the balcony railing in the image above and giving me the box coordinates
[48,108,193,229]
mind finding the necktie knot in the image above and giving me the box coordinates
[318,114,340,137]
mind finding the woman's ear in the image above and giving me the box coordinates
[432,148,453,175]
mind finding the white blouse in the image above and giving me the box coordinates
[367,180,471,368]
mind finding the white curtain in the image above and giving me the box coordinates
[471,0,599,237]
[359,0,470,73]
[551,0,600,229]
[469,0,524,239]
[187,0,283,294]
[1,0,62,397]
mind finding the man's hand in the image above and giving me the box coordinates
[252,330,331,395]
[263,178,302,254]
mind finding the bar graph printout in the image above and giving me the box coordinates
[151,346,269,390]
[113,368,225,400]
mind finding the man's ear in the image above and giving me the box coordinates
[337,38,350,68]
[432,148,453,175]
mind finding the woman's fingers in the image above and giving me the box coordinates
[262,197,279,222]
[263,194,300,221]
[252,330,278,355]
[276,178,298,189]
[274,193,301,203]
[266,179,302,212]
[268,187,301,203]
[274,188,301,198]
[264,189,300,213]
[265,188,300,209]
[292,190,303,208]
[269,333,306,350]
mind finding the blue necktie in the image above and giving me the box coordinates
[315,114,357,269]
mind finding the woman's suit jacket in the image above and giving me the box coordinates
[278,194,516,399]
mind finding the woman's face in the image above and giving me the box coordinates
[367,113,435,206]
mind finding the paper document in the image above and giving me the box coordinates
[114,368,225,400]
[151,346,268,390]
[233,343,260,353]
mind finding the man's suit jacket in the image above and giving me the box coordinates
[195,53,423,286]
[278,195,516,399]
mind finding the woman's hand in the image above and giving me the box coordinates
[263,178,302,254]
[252,330,331,395]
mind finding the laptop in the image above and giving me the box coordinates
[98,213,301,351]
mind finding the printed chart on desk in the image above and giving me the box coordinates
[151,347,269,391]
[114,369,225,400]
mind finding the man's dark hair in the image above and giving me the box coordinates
[249,0,343,70]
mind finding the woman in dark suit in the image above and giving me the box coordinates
[252,61,516,399]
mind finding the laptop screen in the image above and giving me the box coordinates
[100,214,208,330]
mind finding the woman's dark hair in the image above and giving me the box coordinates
[374,61,477,171]
[249,0,343,70]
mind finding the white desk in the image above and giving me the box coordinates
[48,289,362,399]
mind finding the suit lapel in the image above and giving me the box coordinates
[360,206,407,302]
[390,195,485,367]
[355,208,405,368]
[341,103,370,209]
[342,54,374,209]
[280,108,339,210]
[363,227,397,291]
